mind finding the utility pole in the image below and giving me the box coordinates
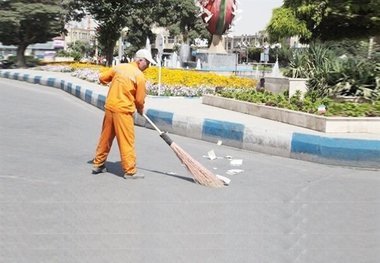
[259,43,269,90]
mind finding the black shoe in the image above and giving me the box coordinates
[123,173,144,179]
[92,164,107,174]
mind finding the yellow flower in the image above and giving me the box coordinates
[58,63,257,88]
[144,67,256,88]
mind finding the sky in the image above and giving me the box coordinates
[230,0,283,36]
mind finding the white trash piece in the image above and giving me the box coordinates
[207,150,217,160]
[217,140,223,146]
[216,174,231,185]
[230,159,243,166]
[226,169,244,175]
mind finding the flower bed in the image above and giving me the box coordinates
[144,67,255,88]
[33,63,380,117]
[217,89,380,117]
[36,63,257,97]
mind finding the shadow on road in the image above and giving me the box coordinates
[139,167,195,184]
[87,159,195,184]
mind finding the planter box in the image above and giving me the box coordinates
[202,95,380,134]
[264,77,308,98]
[263,77,288,94]
[288,78,308,98]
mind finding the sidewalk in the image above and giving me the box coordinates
[1,68,379,169]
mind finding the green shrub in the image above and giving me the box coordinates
[284,41,380,102]
[217,88,379,117]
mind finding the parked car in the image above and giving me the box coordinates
[0,59,14,69]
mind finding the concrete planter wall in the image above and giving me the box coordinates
[263,77,288,94]
[288,78,308,98]
[264,77,308,98]
[202,95,380,134]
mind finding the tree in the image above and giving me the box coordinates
[266,7,311,43]
[71,0,155,65]
[74,0,209,66]
[65,40,94,61]
[0,0,67,67]
[154,0,209,44]
[267,0,380,43]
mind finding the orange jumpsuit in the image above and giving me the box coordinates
[93,62,146,174]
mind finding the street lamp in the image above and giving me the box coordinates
[242,34,249,63]
[258,42,269,90]
[118,27,128,63]
[271,43,281,60]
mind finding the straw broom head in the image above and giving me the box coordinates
[170,142,225,188]
[143,113,224,188]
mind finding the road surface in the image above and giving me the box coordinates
[1,78,379,263]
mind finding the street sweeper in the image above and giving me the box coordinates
[92,49,156,179]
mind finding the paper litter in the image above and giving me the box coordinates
[226,169,244,175]
[207,150,217,160]
[216,174,231,185]
[230,159,243,166]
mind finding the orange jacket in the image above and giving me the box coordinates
[99,62,146,114]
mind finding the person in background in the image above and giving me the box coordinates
[92,49,156,179]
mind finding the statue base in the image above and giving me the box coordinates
[194,35,236,71]
[208,35,227,54]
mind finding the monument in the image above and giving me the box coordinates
[195,0,237,71]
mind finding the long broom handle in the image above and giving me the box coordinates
[143,113,163,134]
[143,113,173,146]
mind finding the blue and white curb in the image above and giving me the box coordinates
[290,133,380,167]
[1,70,106,111]
[1,69,379,168]
[140,109,380,168]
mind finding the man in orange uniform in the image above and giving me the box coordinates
[92,49,156,179]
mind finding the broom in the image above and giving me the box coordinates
[143,113,224,188]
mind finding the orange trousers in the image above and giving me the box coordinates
[93,109,136,174]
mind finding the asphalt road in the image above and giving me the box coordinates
[1,78,379,263]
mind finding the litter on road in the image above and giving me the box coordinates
[226,169,244,175]
[230,159,243,166]
[216,174,231,185]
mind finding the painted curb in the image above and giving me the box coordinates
[1,70,379,169]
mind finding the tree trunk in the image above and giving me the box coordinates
[105,40,116,67]
[106,49,113,67]
[16,44,28,68]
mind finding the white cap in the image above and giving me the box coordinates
[135,49,157,65]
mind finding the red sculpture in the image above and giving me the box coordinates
[197,0,236,35]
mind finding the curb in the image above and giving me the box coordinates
[1,69,379,169]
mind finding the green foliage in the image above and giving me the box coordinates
[326,101,379,117]
[6,55,42,67]
[74,1,139,65]
[268,0,380,43]
[74,0,208,66]
[0,0,66,67]
[283,41,380,102]
[283,48,309,78]
[267,7,311,43]
[283,43,335,79]
[55,40,94,61]
[333,59,380,101]
[325,39,372,58]
[67,41,93,58]
[217,89,380,117]
[248,42,292,66]
[155,0,209,43]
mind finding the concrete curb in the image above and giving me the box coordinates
[1,69,379,169]
[202,94,380,134]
